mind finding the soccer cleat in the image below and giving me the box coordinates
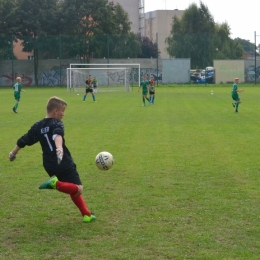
[232,103,235,108]
[83,215,96,223]
[13,107,17,113]
[39,176,58,189]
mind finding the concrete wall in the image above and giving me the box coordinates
[213,60,245,84]
[0,58,163,86]
[162,58,190,84]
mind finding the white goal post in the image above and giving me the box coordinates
[67,63,140,92]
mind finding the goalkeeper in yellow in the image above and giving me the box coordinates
[138,75,150,106]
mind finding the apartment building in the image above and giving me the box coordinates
[145,10,184,58]
[108,0,144,35]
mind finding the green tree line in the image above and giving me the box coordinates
[0,0,159,84]
[165,2,249,68]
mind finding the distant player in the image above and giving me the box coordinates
[138,75,150,106]
[231,78,243,113]
[149,75,155,104]
[92,76,98,93]
[83,75,96,102]
[12,76,26,113]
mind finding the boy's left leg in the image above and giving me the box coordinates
[39,176,96,222]
[92,93,96,101]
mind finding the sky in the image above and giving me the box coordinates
[145,0,260,45]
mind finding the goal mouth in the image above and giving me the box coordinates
[67,63,140,92]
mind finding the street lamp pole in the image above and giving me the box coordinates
[254,31,260,85]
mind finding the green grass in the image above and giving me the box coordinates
[1,85,260,259]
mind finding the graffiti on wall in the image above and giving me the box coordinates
[0,73,33,86]
[40,66,67,86]
[0,67,162,86]
[246,66,260,82]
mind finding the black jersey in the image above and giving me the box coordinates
[17,118,75,175]
[85,79,92,88]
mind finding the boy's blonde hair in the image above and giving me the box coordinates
[16,77,21,81]
[46,96,67,113]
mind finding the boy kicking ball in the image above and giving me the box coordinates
[9,96,96,223]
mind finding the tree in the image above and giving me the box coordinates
[14,0,59,85]
[137,34,160,58]
[165,2,243,68]
[0,0,19,60]
[234,37,255,53]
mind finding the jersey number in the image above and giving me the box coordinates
[44,134,53,151]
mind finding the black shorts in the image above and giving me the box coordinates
[86,88,93,93]
[149,91,155,95]
[54,164,82,185]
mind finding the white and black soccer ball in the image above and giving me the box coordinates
[95,151,114,170]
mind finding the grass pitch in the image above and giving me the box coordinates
[1,85,260,259]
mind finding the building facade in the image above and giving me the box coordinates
[144,10,184,59]
[108,0,144,35]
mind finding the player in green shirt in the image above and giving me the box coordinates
[231,78,243,113]
[92,76,98,93]
[12,77,26,113]
[138,75,150,106]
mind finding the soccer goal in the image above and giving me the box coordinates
[67,63,140,92]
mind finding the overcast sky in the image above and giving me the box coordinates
[145,0,259,45]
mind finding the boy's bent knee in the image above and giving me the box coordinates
[74,185,83,196]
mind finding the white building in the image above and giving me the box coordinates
[108,0,144,35]
[145,10,184,58]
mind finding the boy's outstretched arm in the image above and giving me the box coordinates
[54,135,63,164]
[9,145,21,161]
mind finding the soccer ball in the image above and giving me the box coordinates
[95,151,114,170]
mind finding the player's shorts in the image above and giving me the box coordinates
[86,88,93,93]
[142,91,148,95]
[55,164,82,185]
[14,92,20,101]
[232,93,240,101]
[149,91,155,95]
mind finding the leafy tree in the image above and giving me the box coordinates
[14,0,59,84]
[137,33,160,58]
[234,37,255,53]
[0,0,19,60]
[165,2,243,68]
[59,0,138,60]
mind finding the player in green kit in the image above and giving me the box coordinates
[231,78,243,113]
[92,76,98,93]
[12,76,26,113]
[138,75,150,106]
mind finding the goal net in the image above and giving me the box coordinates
[67,67,131,92]
[67,63,140,92]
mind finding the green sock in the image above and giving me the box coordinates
[235,102,239,111]
[15,103,18,109]
[146,98,150,102]
[143,97,145,104]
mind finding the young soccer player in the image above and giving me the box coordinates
[92,76,98,93]
[231,78,243,113]
[8,96,96,223]
[12,76,26,113]
[83,75,96,102]
[138,75,150,106]
[149,75,155,104]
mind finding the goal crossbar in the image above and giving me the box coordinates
[67,67,131,92]
[69,63,140,87]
